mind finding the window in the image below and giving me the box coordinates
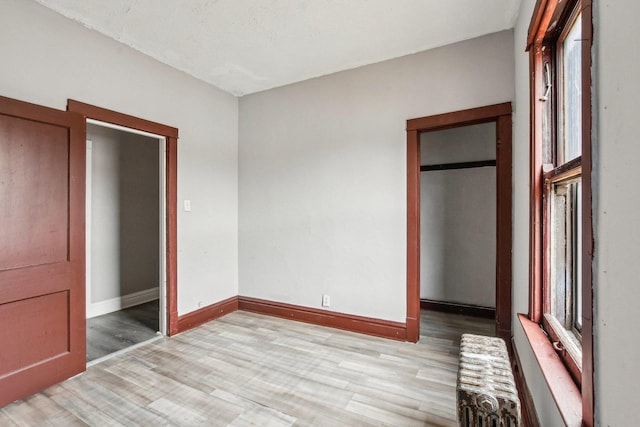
[542,8,583,385]
[527,0,593,424]
[545,168,582,379]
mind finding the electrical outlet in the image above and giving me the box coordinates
[322,294,331,307]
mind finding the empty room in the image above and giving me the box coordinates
[0,0,638,426]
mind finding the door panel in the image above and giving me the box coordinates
[0,116,69,269]
[0,292,69,377]
[0,96,85,407]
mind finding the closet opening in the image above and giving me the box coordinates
[406,103,512,342]
[419,122,497,320]
[85,119,167,363]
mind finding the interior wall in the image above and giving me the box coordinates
[420,123,496,307]
[119,131,160,297]
[239,30,514,322]
[0,0,239,315]
[420,123,496,164]
[592,1,640,423]
[87,124,159,316]
[88,125,122,304]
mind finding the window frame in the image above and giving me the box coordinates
[527,0,594,425]
[542,158,582,385]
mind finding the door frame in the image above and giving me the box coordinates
[406,103,512,342]
[68,100,180,336]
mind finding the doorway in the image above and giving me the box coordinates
[85,121,166,362]
[419,122,497,316]
[68,99,180,336]
[406,103,512,342]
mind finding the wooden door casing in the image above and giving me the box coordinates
[67,99,179,336]
[0,96,85,407]
[406,103,513,342]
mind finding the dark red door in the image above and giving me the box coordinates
[0,96,85,407]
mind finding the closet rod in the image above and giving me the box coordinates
[420,159,496,172]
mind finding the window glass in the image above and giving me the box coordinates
[550,177,581,335]
[562,15,582,163]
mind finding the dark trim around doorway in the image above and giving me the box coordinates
[67,99,180,336]
[405,102,513,342]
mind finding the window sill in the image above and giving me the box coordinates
[518,314,582,427]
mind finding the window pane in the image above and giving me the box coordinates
[562,15,582,162]
[550,184,568,324]
[550,177,582,336]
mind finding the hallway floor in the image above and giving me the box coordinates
[86,299,159,362]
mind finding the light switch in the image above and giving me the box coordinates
[184,200,191,211]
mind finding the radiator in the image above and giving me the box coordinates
[457,334,521,427]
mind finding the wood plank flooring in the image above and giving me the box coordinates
[2,310,493,426]
[87,300,160,362]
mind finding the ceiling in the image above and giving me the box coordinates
[34,0,522,96]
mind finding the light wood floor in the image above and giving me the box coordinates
[1,310,494,426]
[87,300,160,362]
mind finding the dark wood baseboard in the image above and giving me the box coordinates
[176,296,238,333]
[510,338,541,427]
[238,296,406,341]
[420,299,495,319]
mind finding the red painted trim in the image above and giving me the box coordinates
[67,100,178,138]
[406,129,420,343]
[527,0,558,50]
[579,2,594,424]
[68,109,88,376]
[528,44,545,323]
[510,337,542,427]
[176,296,238,333]
[406,102,512,131]
[166,136,179,336]
[420,299,495,319]
[496,114,513,341]
[66,100,179,337]
[519,314,581,426]
[238,297,407,341]
[527,0,547,49]
[406,103,513,343]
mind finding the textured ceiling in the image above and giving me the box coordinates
[34,0,522,96]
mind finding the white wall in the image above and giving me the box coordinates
[420,123,496,165]
[239,31,514,322]
[420,124,496,307]
[0,0,239,315]
[87,124,160,313]
[88,125,124,304]
[592,1,640,423]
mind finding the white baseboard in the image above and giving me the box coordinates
[87,287,159,319]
